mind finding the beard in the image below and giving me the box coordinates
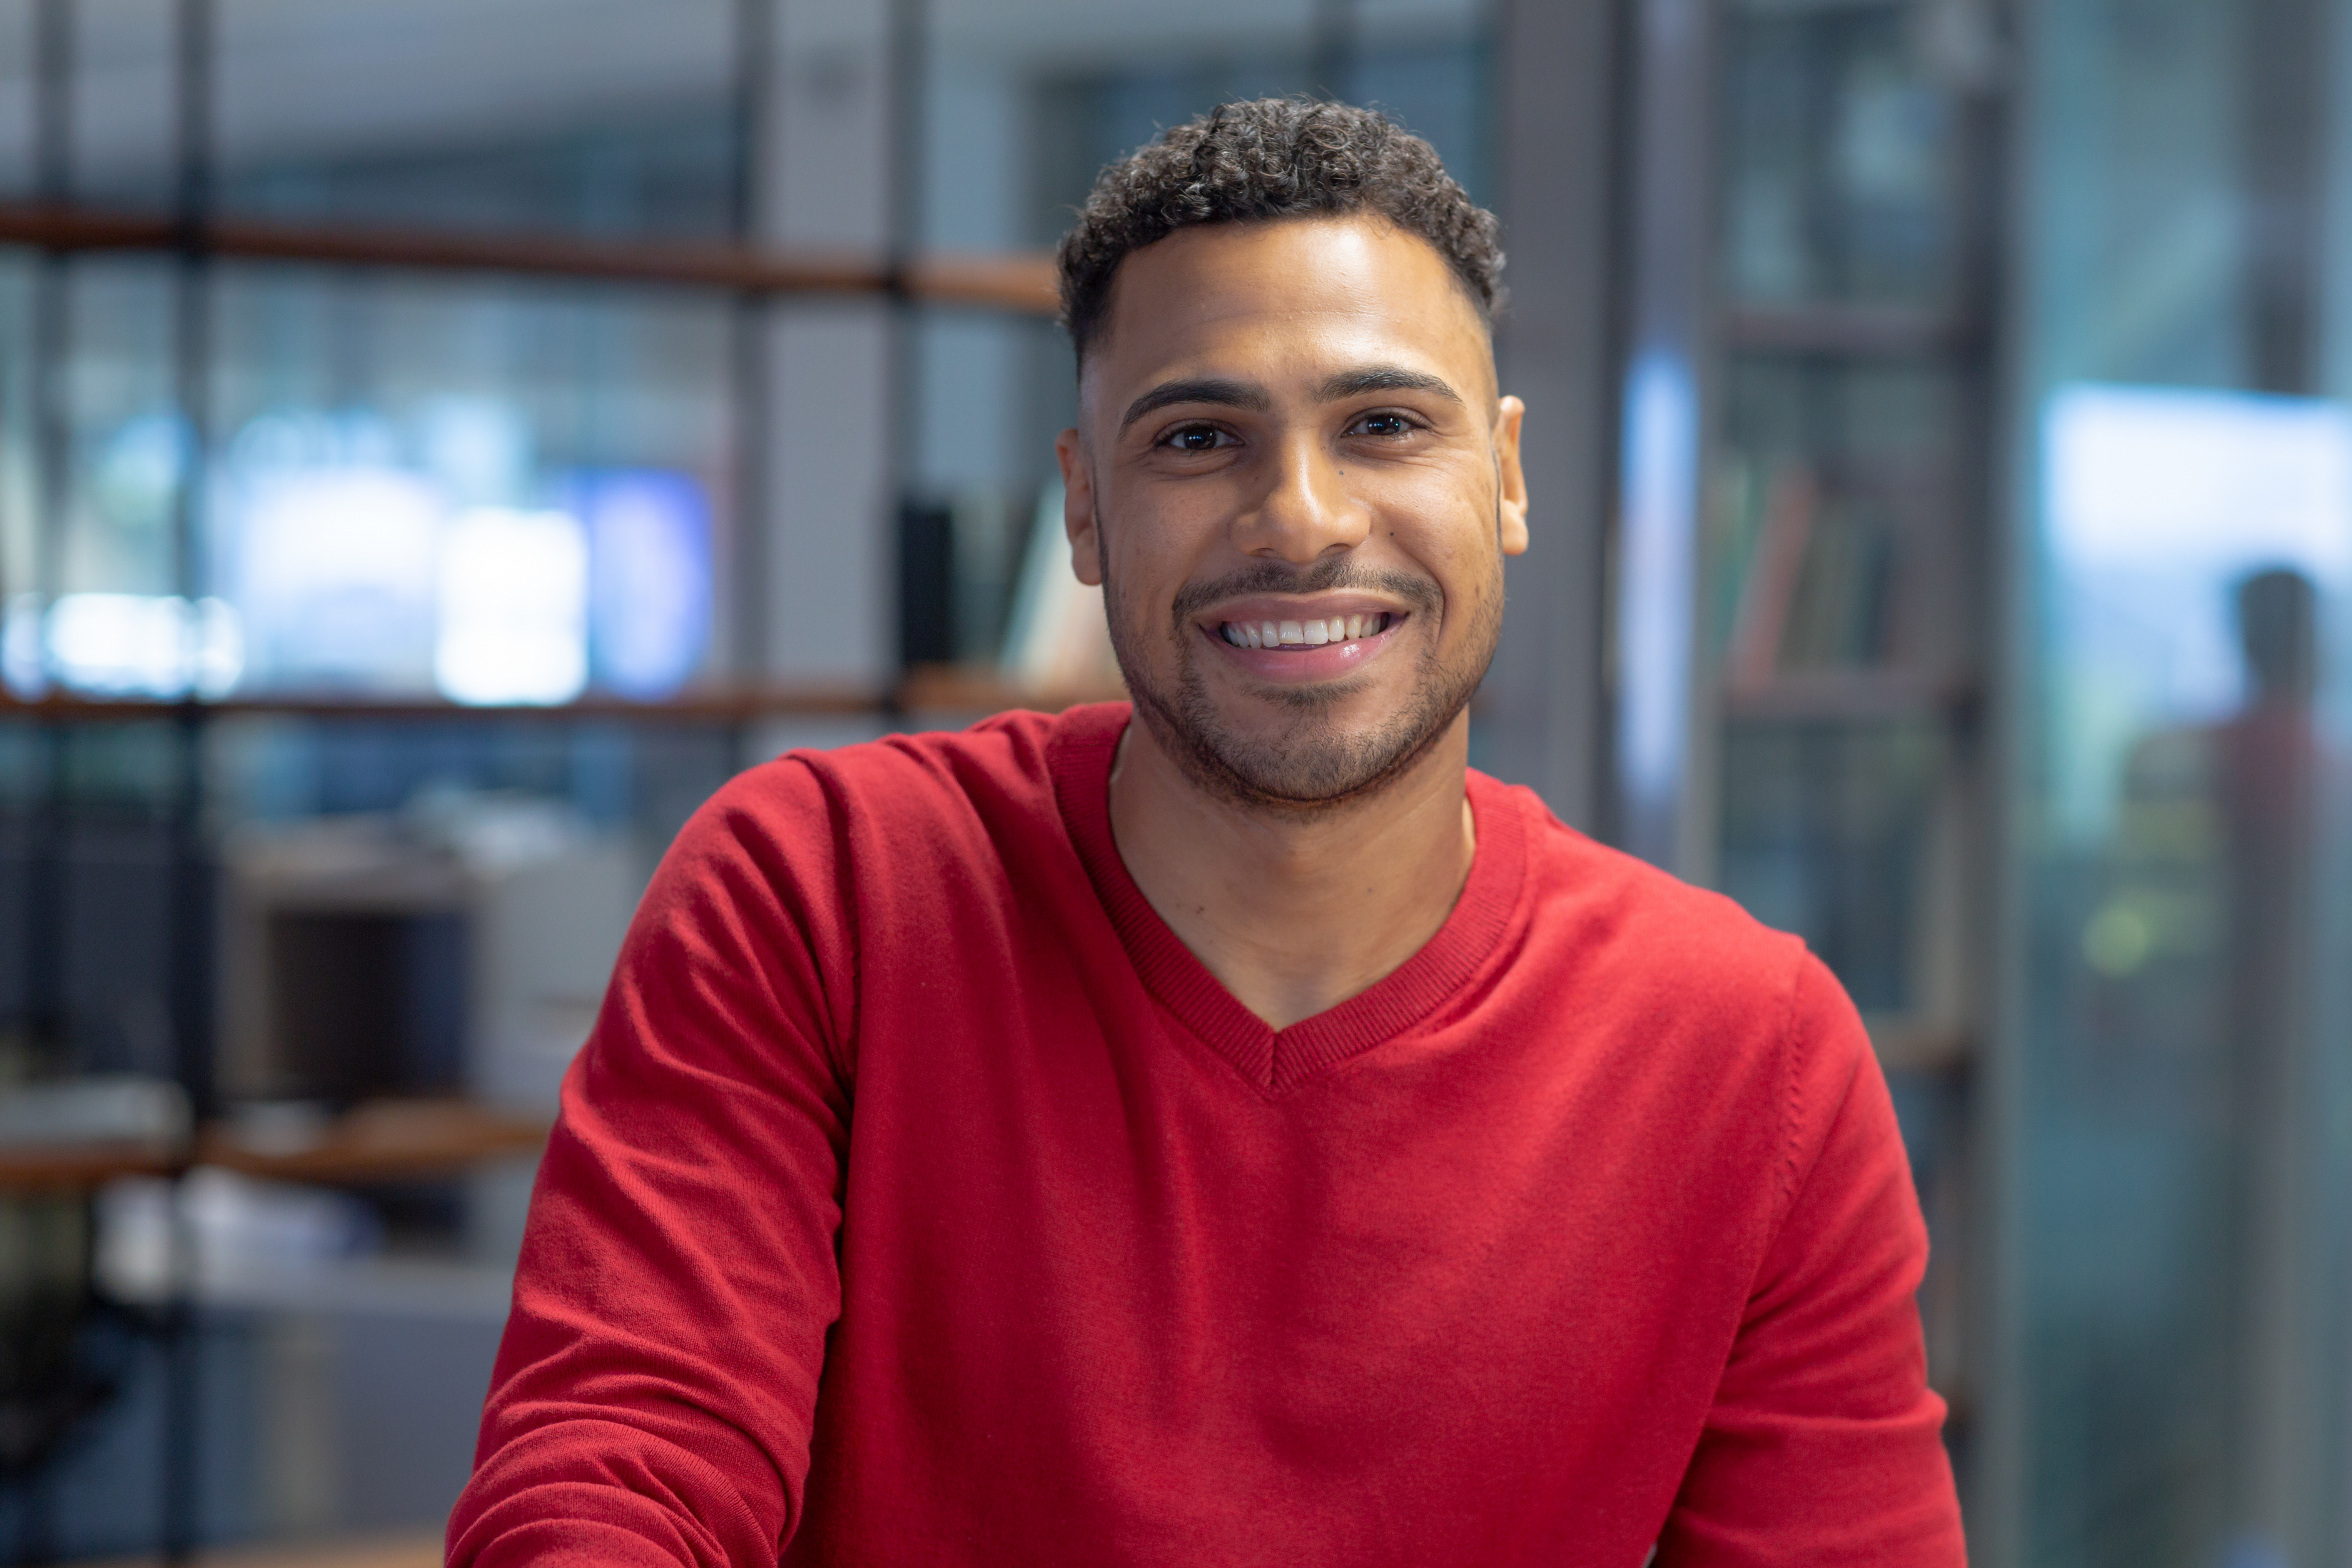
[1102,550,1503,814]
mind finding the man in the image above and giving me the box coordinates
[450,100,1965,1565]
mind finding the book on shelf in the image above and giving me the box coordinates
[1721,459,1903,692]
[1725,462,1820,690]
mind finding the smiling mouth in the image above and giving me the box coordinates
[1216,612,1397,650]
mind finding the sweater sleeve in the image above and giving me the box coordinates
[1656,954,1967,1566]
[448,763,856,1568]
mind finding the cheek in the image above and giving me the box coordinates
[1103,490,1219,589]
[1362,462,1491,546]
[1098,527,1189,648]
[1380,500,1502,597]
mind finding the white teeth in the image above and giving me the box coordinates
[1222,612,1397,648]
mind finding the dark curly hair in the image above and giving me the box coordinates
[1057,98,1504,365]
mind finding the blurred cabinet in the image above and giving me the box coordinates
[1699,0,2005,1448]
[220,799,633,1115]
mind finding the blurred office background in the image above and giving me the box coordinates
[0,0,2344,1564]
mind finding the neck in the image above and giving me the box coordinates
[1106,711,1478,1030]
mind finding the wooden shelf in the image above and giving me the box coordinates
[896,665,1126,715]
[91,1529,440,1568]
[1720,668,1979,724]
[0,683,873,725]
[0,670,1127,726]
[198,1099,547,1185]
[0,202,1060,316]
[0,1098,548,1191]
[0,1140,181,1193]
[1723,303,1982,358]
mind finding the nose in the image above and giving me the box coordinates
[1233,431,1369,564]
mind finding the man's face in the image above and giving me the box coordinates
[1056,215,1528,811]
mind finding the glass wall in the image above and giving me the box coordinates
[2014,0,2352,1562]
[213,0,739,239]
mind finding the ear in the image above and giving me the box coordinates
[1493,395,1529,556]
[1055,427,1105,586]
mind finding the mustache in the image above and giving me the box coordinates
[1167,557,1442,627]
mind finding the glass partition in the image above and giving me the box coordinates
[208,267,732,701]
[68,0,175,211]
[1720,0,1967,311]
[0,3,35,201]
[214,0,739,239]
[2013,0,2352,1561]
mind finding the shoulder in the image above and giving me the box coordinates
[626,708,1085,1073]
[1475,776,1871,1201]
[647,707,1098,961]
[1479,774,1817,1023]
[681,706,1067,864]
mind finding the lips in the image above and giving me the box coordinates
[1195,603,1408,683]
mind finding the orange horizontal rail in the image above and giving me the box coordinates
[0,669,1124,725]
[0,203,1060,316]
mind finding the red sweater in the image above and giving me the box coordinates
[450,704,1964,1566]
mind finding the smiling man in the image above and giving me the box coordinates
[450,101,1965,1567]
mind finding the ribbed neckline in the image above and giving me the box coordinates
[1047,702,1528,1095]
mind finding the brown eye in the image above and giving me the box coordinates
[1354,413,1413,438]
[1164,425,1230,452]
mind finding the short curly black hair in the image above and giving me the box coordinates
[1057,98,1504,366]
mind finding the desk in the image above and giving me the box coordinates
[0,1098,551,1193]
[0,1101,548,1562]
[0,1142,180,1192]
[91,1530,441,1568]
[198,1100,551,1185]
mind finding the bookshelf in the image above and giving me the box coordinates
[1702,0,2004,1457]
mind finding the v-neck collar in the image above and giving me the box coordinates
[1047,702,1528,1095]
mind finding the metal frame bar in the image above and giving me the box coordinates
[885,0,929,679]
[1483,0,1629,834]
[727,0,778,769]
[22,3,73,1080]
[1310,0,1360,102]
[159,2,218,1559]
[1610,0,1714,875]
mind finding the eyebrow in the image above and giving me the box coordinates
[1116,364,1467,436]
[1316,365,1465,406]
[1118,377,1270,433]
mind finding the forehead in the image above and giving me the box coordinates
[1081,216,1495,413]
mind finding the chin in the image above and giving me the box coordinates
[1137,659,1469,812]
